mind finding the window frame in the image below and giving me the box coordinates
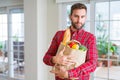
[58,0,120,80]
[0,5,24,79]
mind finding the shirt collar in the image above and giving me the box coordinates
[70,26,84,34]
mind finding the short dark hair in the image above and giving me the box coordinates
[70,3,87,15]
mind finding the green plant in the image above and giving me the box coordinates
[96,14,118,56]
[0,42,3,50]
[110,43,118,55]
[0,42,3,56]
[97,40,108,55]
[96,14,109,56]
[13,35,19,42]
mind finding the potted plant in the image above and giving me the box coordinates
[110,43,118,55]
[109,43,119,66]
[97,40,109,58]
[0,42,3,56]
[96,14,119,66]
[96,20,109,58]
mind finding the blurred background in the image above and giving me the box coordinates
[0,0,120,80]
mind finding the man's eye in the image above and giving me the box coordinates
[81,16,85,18]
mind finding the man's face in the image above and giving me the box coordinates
[70,9,87,30]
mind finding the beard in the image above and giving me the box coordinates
[71,21,85,30]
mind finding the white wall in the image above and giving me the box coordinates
[47,0,59,45]
[24,0,48,80]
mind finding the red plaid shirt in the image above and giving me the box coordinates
[43,29,98,80]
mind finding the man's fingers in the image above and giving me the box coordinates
[50,70,55,73]
[67,58,76,63]
[50,69,64,79]
[50,70,58,74]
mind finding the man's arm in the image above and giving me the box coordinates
[43,31,68,66]
[43,32,59,66]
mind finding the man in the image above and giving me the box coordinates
[43,3,98,80]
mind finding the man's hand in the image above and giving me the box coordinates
[51,47,77,79]
[52,47,66,65]
[51,65,68,79]
[52,47,76,66]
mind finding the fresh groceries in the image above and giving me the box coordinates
[62,28,71,45]
[79,45,87,51]
[67,40,87,51]
[71,43,79,49]
[61,28,87,52]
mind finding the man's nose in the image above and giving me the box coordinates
[77,17,82,23]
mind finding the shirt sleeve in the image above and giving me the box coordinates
[43,31,59,66]
[68,35,98,78]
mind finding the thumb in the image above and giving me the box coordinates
[50,69,57,74]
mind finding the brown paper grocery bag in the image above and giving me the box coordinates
[56,42,87,70]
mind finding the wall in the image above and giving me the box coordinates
[47,0,59,45]
[24,0,48,80]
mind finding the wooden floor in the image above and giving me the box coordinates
[0,74,24,80]
[0,67,24,80]
[1,66,120,80]
[94,66,120,80]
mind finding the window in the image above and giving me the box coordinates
[0,6,24,80]
[59,0,120,80]
[95,1,120,80]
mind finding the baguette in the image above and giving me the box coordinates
[62,28,71,45]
